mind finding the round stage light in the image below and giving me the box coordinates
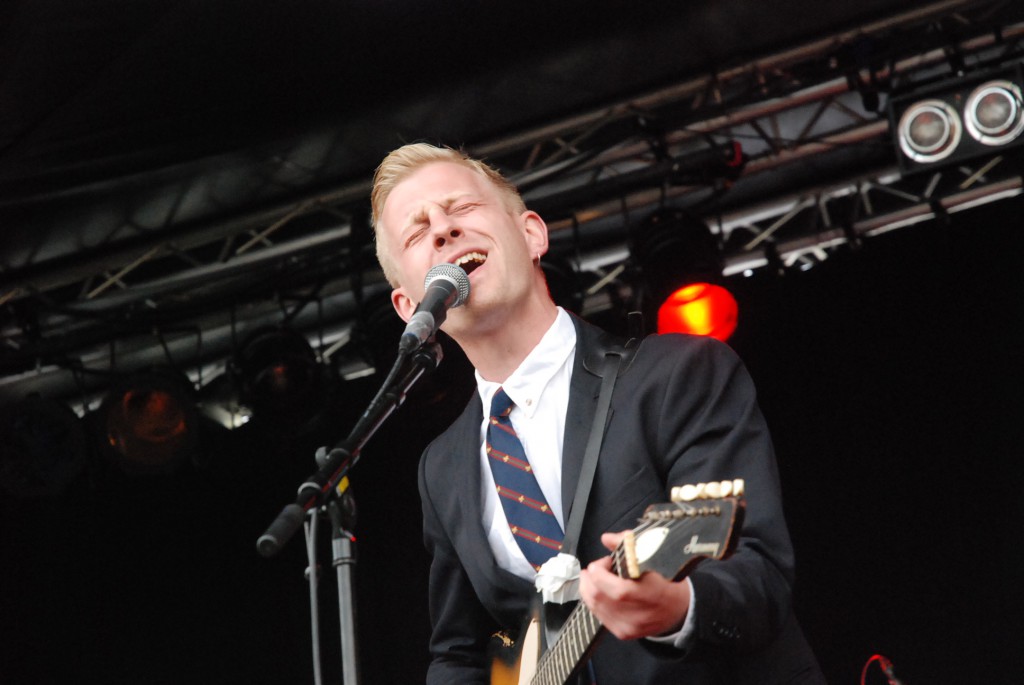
[657,283,738,342]
[897,99,962,163]
[99,370,199,475]
[234,327,323,421]
[965,79,1024,146]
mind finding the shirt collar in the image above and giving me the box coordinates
[476,308,576,418]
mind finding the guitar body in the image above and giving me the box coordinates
[492,487,745,685]
[490,613,542,685]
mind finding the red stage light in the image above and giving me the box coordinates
[99,370,199,474]
[657,283,738,341]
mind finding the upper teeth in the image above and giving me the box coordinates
[454,252,486,268]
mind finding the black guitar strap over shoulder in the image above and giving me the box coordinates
[560,349,620,558]
[560,317,641,558]
[541,316,642,660]
[542,330,640,658]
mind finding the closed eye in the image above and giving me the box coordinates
[450,202,478,215]
[403,227,427,248]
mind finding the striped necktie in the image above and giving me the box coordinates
[486,387,564,571]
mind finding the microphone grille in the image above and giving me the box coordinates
[424,263,471,307]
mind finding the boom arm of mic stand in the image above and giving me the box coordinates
[257,342,443,557]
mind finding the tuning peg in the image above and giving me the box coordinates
[670,479,745,502]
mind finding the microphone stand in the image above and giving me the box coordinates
[257,340,443,683]
[328,486,358,685]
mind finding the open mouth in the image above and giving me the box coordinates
[453,251,487,276]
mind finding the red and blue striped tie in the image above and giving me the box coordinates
[486,387,564,571]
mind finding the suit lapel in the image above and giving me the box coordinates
[448,396,485,530]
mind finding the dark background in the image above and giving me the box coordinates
[3,195,1022,684]
[3,1,1024,683]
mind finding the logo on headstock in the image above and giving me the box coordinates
[683,535,720,556]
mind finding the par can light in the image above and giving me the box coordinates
[965,80,1024,146]
[897,99,962,164]
[889,63,1024,173]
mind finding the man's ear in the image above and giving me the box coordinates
[521,210,550,258]
[391,287,417,323]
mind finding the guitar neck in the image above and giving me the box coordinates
[531,601,604,685]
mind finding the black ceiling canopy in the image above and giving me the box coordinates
[3,0,1024,408]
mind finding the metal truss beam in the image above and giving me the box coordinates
[4,0,1024,408]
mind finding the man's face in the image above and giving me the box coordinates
[378,161,548,331]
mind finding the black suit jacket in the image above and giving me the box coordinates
[418,316,824,684]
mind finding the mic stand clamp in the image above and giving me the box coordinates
[257,341,442,557]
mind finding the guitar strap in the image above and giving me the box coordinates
[561,312,643,556]
[560,347,624,557]
[542,334,639,673]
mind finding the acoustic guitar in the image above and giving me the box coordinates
[492,480,745,685]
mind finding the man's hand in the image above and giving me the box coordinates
[578,531,691,641]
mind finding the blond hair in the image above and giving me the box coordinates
[370,143,525,286]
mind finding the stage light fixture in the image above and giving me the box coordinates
[0,395,88,499]
[889,64,1024,174]
[633,208,738,341]
[98,369,199,475]
[234,327,324,421]
[897,99,962,164]
[657,283,738,342]
[964,79,1024,146]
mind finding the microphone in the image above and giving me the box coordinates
[398,263,470,353]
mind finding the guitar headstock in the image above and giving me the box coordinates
[614,480,745,581]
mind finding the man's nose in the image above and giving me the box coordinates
[428,208,463,249]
